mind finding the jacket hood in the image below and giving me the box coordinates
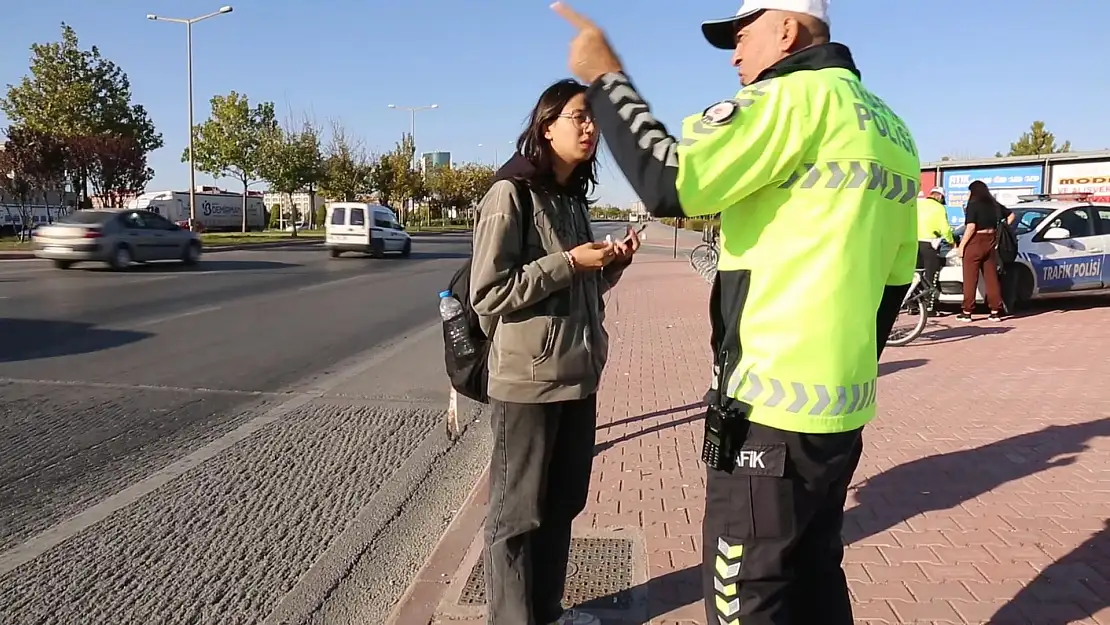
[494,152,536,182]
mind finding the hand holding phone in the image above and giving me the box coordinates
[623,223,648,244]
[607,223,645,264]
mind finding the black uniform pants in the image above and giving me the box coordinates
[484,395,597,625]
[917,241,941,307]
[703,420,864,625]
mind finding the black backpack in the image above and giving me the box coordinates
[995,203,1018,264]
[443,179,533,403]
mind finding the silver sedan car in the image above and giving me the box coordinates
[33,209,203,270]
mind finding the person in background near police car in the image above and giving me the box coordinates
[917,187,954,312]
[551,0,918,623]
[956,180,1013,322]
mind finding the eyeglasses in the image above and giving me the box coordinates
[558,112,595,128]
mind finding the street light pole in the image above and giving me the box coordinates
[147,6,233,230]
[387,103,438,170]
[387,103,438,224]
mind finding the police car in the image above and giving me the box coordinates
[936,194,1110,308]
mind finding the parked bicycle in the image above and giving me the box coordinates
[887,269,940,346]
[689,227,720,274]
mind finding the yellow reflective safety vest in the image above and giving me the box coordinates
[675,46,920,434]
[916,197,955,243]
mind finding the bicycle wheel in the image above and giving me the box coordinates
[690,244,716,271]
[887,298,928,347]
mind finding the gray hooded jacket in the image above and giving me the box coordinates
[469,154,628,404]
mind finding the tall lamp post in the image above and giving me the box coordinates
[387,104,438,224]
[147,6,233,230]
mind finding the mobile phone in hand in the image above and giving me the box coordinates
[623,223,648,244]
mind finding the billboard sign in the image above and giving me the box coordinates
[941,165,1045,227]
[919,170,937,197]
[1049,160,1110,201]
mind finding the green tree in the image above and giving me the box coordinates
[367,153,397,207]
[369,133,424,223]
[319,119,370,202]
[1,23,162,201]
[426,162,496,225]
[258,121,322,237]
[185,92,276,232]
[1006,121,1071,156]
[70,134,152,208]
[0,126,72,237]
[299,119,326,228]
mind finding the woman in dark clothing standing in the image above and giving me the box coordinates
[956,180,1010,321]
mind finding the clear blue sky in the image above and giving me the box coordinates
[4,0,1108,205]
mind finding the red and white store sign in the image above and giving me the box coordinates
[1050,161,1110,202]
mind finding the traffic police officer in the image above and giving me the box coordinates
[553,0,919,623]
[917,188,955,308]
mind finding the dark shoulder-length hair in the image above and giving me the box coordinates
[967,180,995,204]
[515,79,599,202]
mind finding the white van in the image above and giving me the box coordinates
[325,203,412,258]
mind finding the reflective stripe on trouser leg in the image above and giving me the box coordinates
[713,537,743,625]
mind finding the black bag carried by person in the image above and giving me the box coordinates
[995,201,1018,264]
[442,179,533,403]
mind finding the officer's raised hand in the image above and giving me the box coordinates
[551,2,624,84]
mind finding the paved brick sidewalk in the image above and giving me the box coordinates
[392,252,1110,625]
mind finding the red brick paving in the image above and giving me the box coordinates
[411,237,1110,625]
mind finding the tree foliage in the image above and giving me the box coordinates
[0,126,68,237]
[186,92,277,231]
[425,162,495,219]
[72,134,153,208]
[1006,121,1071,157]
[1,23,162,200]
[258,120,323,236]
[368,133,425,220]
[319,119,371,202]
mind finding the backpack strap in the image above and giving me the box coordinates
[485,178,535,337]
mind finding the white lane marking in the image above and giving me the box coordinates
[295,273,371,293]
[132,305,223,328]
[0,322,441,576]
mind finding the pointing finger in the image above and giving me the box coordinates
[551,1,595,31]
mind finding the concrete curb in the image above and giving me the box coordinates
[385,469,490,625]
[0,239,325,261]
[204,239,324,252]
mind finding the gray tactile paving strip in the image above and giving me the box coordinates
[0,402,442,625]
[458,537,634,610]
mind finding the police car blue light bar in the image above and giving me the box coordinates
[1015,192,1093,202]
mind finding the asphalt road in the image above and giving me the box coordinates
[0,222,634,625]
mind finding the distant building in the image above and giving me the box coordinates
[628,200,649,219]
[421,151,451,171]
[90,192,139,208]
[262,191,326,222]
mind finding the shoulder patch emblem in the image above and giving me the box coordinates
[701,100,739,126]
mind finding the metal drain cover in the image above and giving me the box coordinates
[458,537,634,609]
